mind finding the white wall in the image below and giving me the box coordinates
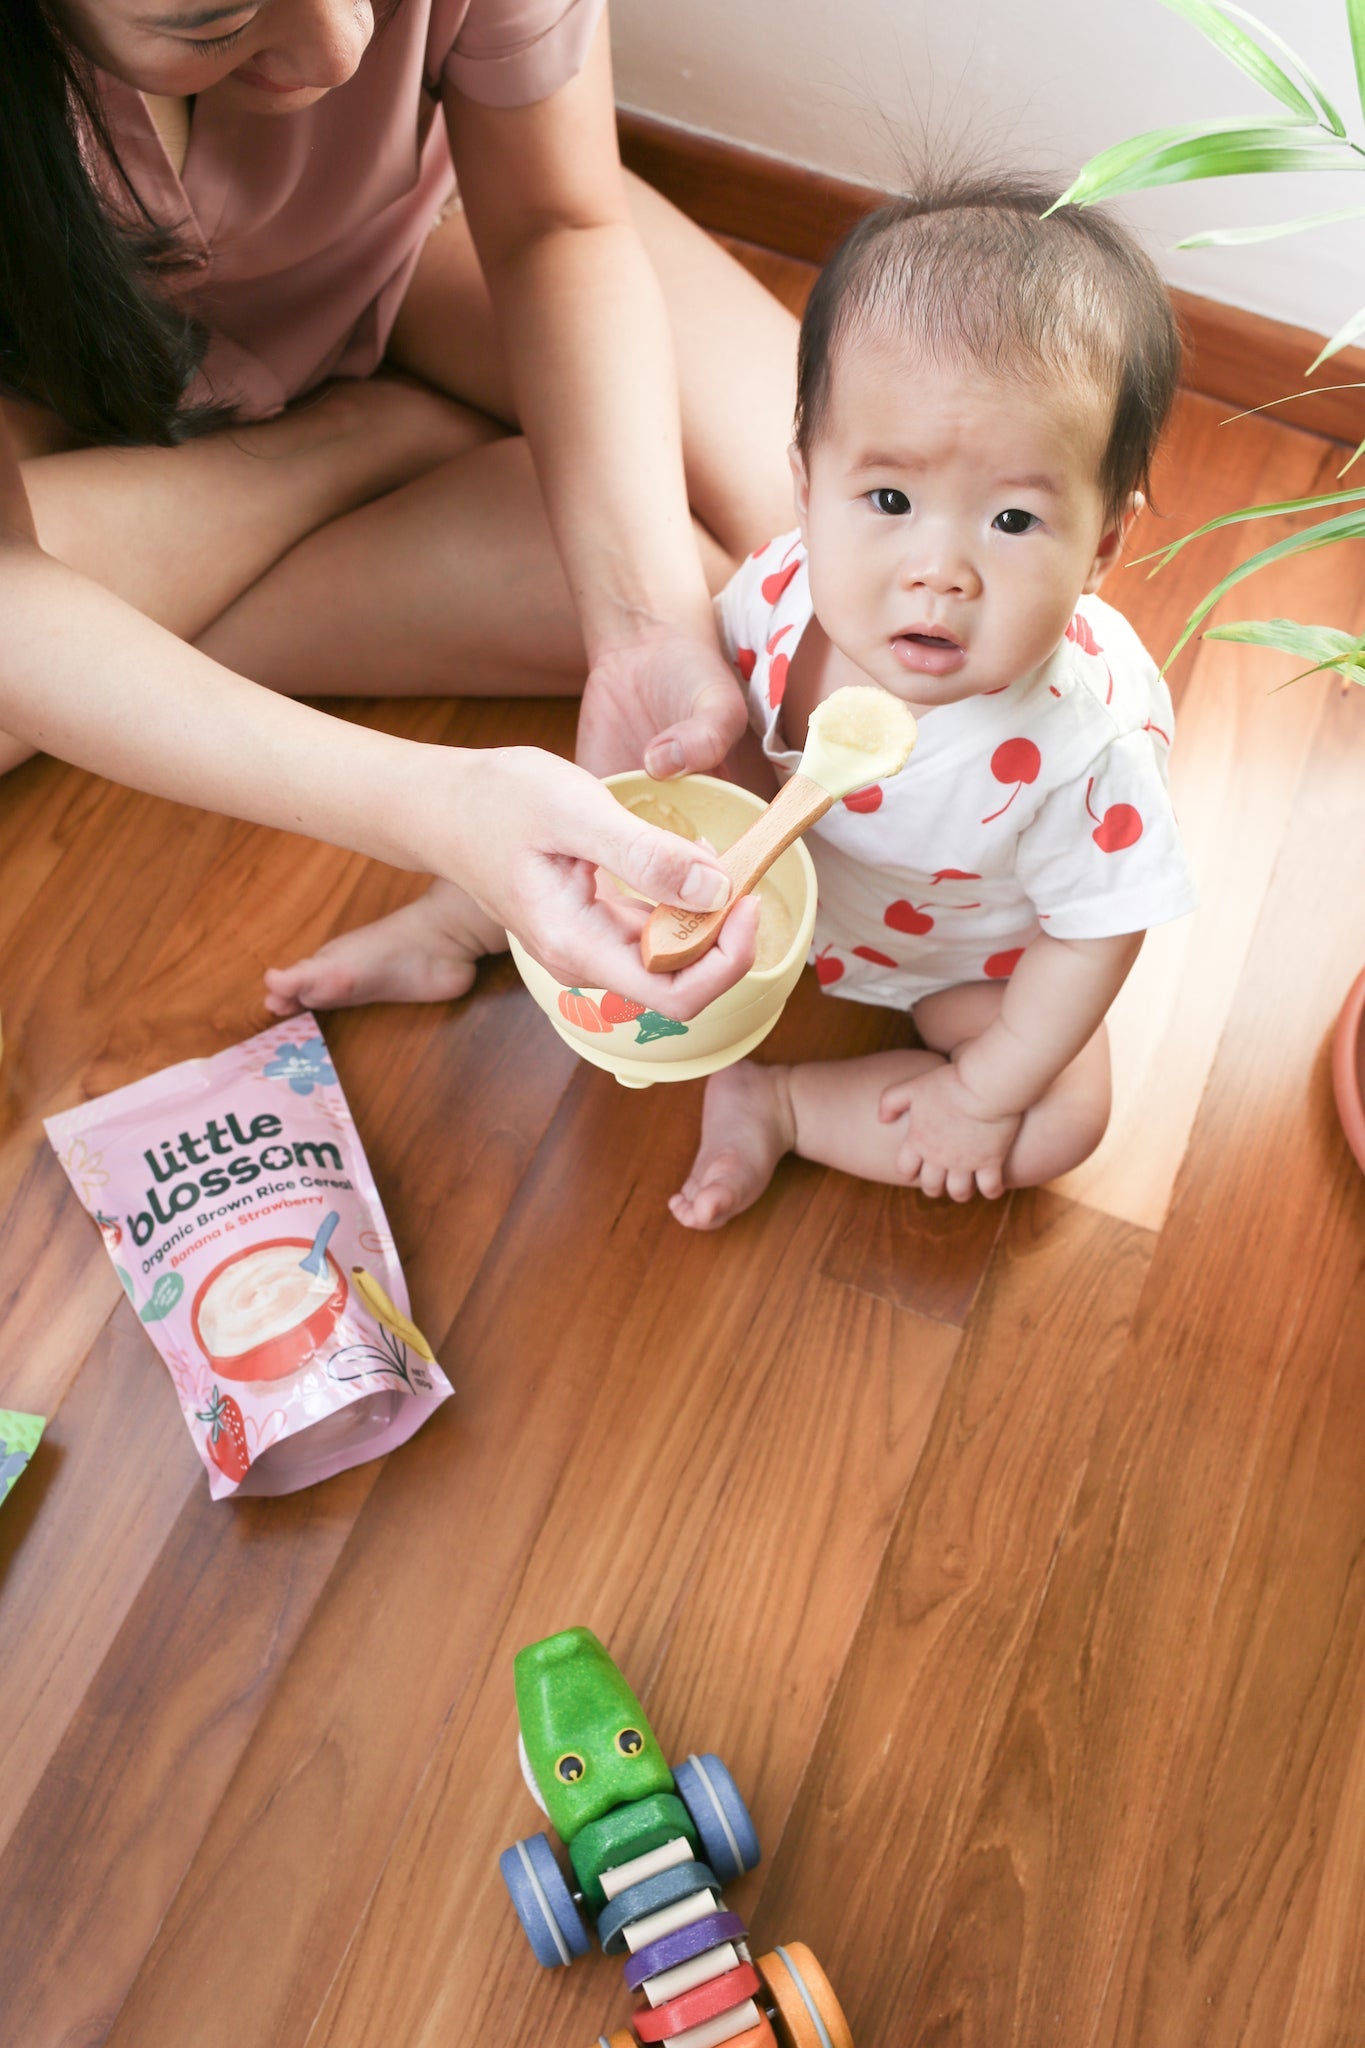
[613,0,1365,340]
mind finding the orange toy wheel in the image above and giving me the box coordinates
[755,1943,853,2048]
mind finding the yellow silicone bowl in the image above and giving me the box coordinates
[507,771,817,1087]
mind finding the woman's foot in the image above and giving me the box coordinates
[670,1060,797,1230]
[264,879,505,1015]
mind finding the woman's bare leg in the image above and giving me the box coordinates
[0,376,497,772]
[199,171,799,694]
[245,175,798,1012]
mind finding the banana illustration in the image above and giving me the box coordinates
[351,1265,437,1363]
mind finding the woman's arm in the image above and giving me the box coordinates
[0,419,752,1011]
[445,17,750,780]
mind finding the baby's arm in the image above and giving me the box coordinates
[880,929,1144,1198]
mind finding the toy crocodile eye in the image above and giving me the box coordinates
[555,1752,586,1784]
[615,1727,645,1757]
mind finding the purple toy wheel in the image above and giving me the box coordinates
[623,1910,748,1993]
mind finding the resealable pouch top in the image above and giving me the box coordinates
[45,1014,451,1500]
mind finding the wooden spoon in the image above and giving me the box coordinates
[639,774,833,972]
[640,685,918,974]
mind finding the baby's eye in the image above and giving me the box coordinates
[993,508,1039,536]
[869,488,911,517]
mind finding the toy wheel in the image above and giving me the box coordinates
[720,2024,777,2048]
[596,1859,720,1955]
[755,1944,853,2048]
[499,1834,589,1968]
[673,1754,761,1884]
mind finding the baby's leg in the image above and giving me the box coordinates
[263,879,505,1016]
[671,1047,946,1230]
[912,981,1112,1185]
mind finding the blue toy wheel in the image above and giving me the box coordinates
[672,1753,761,1884]
[499,1833,590,1967]
[596,1859,720,1955]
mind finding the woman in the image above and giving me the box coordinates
[1,0,798,1007]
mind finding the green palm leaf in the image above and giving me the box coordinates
[1162,507,1365,661]
[1051,113,1314,210]
[1203,618,1365,685]
[1135,481,1365,572]
[1178,203,1365,246]
[1159,0,1316,123]
[1164,0,1348,132]
[1307,300,1365,373]
[1349,0,1365,123]
[1060,128,1357,207]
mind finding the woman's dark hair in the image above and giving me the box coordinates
[795,175,1183,520]
[0,0,217,444]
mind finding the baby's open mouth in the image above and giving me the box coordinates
[892,628,967,675]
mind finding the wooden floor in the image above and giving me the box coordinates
[4,242,1365,2048]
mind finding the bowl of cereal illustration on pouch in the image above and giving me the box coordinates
[191,1237,349,1383]
[508,770,819,1088]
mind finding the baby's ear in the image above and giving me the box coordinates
[1083,491,1143,594]
[789,443,811,538]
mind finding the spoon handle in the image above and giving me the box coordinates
[640,774,832,973]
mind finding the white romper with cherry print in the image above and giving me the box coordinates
[717,532,1198,1010]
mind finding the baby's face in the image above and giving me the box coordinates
[794,337,1133,711]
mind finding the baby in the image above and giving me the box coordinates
[670,174,1196,1227]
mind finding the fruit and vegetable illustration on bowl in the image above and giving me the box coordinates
[500,1626,853,2048]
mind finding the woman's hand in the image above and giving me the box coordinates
[577,625,750,781]
[878,1062,1021,1202]
[446,744,757,1015]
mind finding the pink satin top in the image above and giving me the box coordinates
[97,0,605,419]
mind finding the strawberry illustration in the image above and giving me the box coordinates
[95,1210,122,1251]
[196,1385,250,1484]
[600,991,647,1025]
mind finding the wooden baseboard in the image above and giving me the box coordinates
[618,109,1365,447]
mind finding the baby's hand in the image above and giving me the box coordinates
[878,1062,1021,1201]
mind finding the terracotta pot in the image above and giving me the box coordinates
[1332,963,1365,1174]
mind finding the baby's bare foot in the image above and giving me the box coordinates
[670,1060,797,1231]
[265,880,504,1016]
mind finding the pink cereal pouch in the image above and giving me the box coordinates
[44,1014,452,1500]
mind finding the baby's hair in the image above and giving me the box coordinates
[794,173,1182,521]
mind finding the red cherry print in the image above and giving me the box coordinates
[761,559,801,605]
[768,653,790,707]
[1094,804,1143,852]
[736,647,757,682]
[1143,717,1171,745]
[932,868,981,883]
[1066,613,1103,657]
[852,945,898,967]
[1085,775,1144,852]
[767,623,793,654]
[884,900,935,936]
[984,948,1025,979]
[750,538,772,560]
[843,785,884,813]
[981,738,1042,823]
[815,946,844,986]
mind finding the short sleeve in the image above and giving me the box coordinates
[1015,727,1198,939]
[442,0,605,107]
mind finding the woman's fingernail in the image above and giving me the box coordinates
[681,865,731,912]
[645,740,685,779]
